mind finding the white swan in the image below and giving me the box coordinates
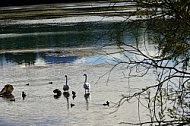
[63,75,69,91]
[83,74,90,93]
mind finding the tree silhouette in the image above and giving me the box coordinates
[101,0,190,125]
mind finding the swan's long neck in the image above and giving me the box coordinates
[65,76,68,85]
[84,75,87,83]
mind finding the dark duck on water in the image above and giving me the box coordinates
[103,101,109,106]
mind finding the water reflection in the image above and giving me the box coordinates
[0,22,112,50]
[0,21,153,67]
[0,21,145,50]
[63,91,70,110]
[84,93,90,110]
[0,51,79,67]
[3,52,36,65]
[45,55,78,64]
[0,48,141,66]
[0,21,158,126]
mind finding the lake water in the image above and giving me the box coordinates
[0,3,157,126]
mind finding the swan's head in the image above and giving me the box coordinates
[65,75,68,78]
[83,74,87,77]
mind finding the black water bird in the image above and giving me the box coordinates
[53,89,62,99]
[70,103,75,108]
[72,91,76,95]
[49,82,53,84]
[103,101,109,106]
[53,89,62,95]
[22,91,27,100]
[26,83,29,86]
[72,91,76,100]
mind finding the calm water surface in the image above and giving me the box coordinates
[0,6,156,126]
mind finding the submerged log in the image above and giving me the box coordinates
[0,84,14,96]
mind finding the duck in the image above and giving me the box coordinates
[103,101,109,106]
[72,91,76,95]
[53,89,62,99]
[22,91,27,100]
[49,82,53,84]
[26,83,29,86]
[83,74,90,93]
[70,103,75,108]
[63,75,69,91]
[53,89,62,95]
[72,91,76,100]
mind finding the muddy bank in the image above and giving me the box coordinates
[0,1,136,25]
[0,0,105,7]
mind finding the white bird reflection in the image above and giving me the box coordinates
[63,91,70,110]
[84,93,90,110]
[34,58,46,66]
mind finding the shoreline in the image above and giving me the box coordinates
[0,1,136,25]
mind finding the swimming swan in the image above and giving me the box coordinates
[63,75,69,91]
[83,74,90,93]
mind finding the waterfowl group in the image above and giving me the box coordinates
[6,73,109,108]
[62,74,91,94]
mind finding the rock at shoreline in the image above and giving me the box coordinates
[0,84,14,96]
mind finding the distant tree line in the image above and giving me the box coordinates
[0,0,101,7]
